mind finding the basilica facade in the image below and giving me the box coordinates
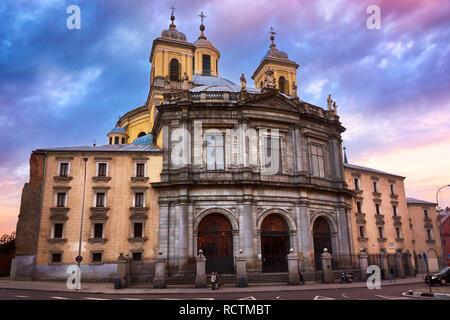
[11,11,439,282]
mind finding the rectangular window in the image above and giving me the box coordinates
[57,193,66,207]
[375,203,381,215]
[359,226,365,238]
[426,229,433,240]
[53,223,63,238]
[378,227,384,238]
[395,227,402,239]
[263,135,280,172]
[354,178,360,190]
[132,252,142,261]
[393,205,397,216]
[311,145,325,178]
[424,209,429,218]
[109,137,112,145]
[356,201,362,213]
[94,223,103,238]
[390,184,395,195]
[96,193,105,207]
[135,193,144,207]
[206,134,224,170]
[98,163,107,177]
[51,253,62,263]
[59,163,69,176]
[134,223,143,238]
[121,137,125,144]
[202,54,211,75]
[114,137,119,144]
[92,252,103,263]
[373,181,378,192]
[136,163,145,177]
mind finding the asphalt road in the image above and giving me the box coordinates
[0,283,442,300]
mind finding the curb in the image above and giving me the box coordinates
[407,290,450,299]
[0,279,424,296]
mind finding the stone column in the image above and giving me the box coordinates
[153,251,167,288]
[379,252,389,280]
[321,248,334,283]
[195,250,207,288]
[395,251,405,278]
[287,249,300,285]
[405,252,414,277]
[358,248,369,281]
[297,204,314,272]
[235,249,248,288]
[242,201,255,270]
[116,253,128,288]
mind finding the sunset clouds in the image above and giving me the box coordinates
[0,0,449,234]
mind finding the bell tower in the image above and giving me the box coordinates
[193,12,220,77]
[251,27,299,96]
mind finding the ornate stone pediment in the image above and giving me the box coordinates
[89,207,109,220]
[239,90,303,113]
[50,207,70,221]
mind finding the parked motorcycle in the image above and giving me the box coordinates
[340,272,353,283]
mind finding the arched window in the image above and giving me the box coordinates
[260,81,263,88]
[137,132,146,138]
[278,76,286,94]
[169,58,179,81]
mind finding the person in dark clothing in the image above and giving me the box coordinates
[298,270,305,285]
[389,267,396,282]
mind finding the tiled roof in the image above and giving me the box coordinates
[406,197,437,205]
[36,144,161,153]
[344,163,404,178]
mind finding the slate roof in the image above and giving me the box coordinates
[406,198,437,205]
[36,144,161,153]
[344,163,405,178]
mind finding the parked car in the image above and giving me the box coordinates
[425,267,450,286]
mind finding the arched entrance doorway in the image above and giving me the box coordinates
[197,214,234,274]
[313,217,332,270]
[261,214,289,272]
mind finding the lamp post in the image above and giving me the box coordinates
[77,157,88,267]
[436,184,450,267]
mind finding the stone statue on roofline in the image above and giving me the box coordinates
[333,101,337,114]
[327,94,332,110]
[182,72,189,90]
[292,81,298,98]
[240,73,246,91]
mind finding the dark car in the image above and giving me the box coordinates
[425,267,450,286]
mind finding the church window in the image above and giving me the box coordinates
[91,252,103,263]
[202,54,211,75]
[96,193,105,207]
[57,193,66,207]
[278,76,287,94]
[263,134,280,173]
[311,145,325,178]
[138,132,146,138]
[109,137,112,145]
[133,223,143,238]
[170,58,180,81]
[206,134,224,170]
[53,223,64,239]
[98,163,108,177]
[132,251,142,261]
[136,163,145,177]
[51,253,62,264]
[114,136,119,144]
[59,163,69,176]
[122,137,125,144]
[94,223,103,238]
[134,192,144,207]
[260,81,263,88]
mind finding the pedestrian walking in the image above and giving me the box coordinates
[210,272,217,290]
[389,267,396,282]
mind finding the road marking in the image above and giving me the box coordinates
[342,293,351,299]
[83,297,110,300]
[313,295,336,300]
[120,298,143,300]
[15,295,29,298]
[51,296,69,300]
[375,294,411,300]
[238,296,256,300]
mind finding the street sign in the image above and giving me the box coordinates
[75,255,83,263]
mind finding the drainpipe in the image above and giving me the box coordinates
[33,151,48,280]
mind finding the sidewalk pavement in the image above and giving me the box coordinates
[0,276,425,295]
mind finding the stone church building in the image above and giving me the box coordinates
[11,11,439,282]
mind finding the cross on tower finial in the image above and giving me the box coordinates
[269,26,276,46]
[199,11,206,25]
[170,5,175,16]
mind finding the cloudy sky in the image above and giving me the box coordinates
[1,0,449,235]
